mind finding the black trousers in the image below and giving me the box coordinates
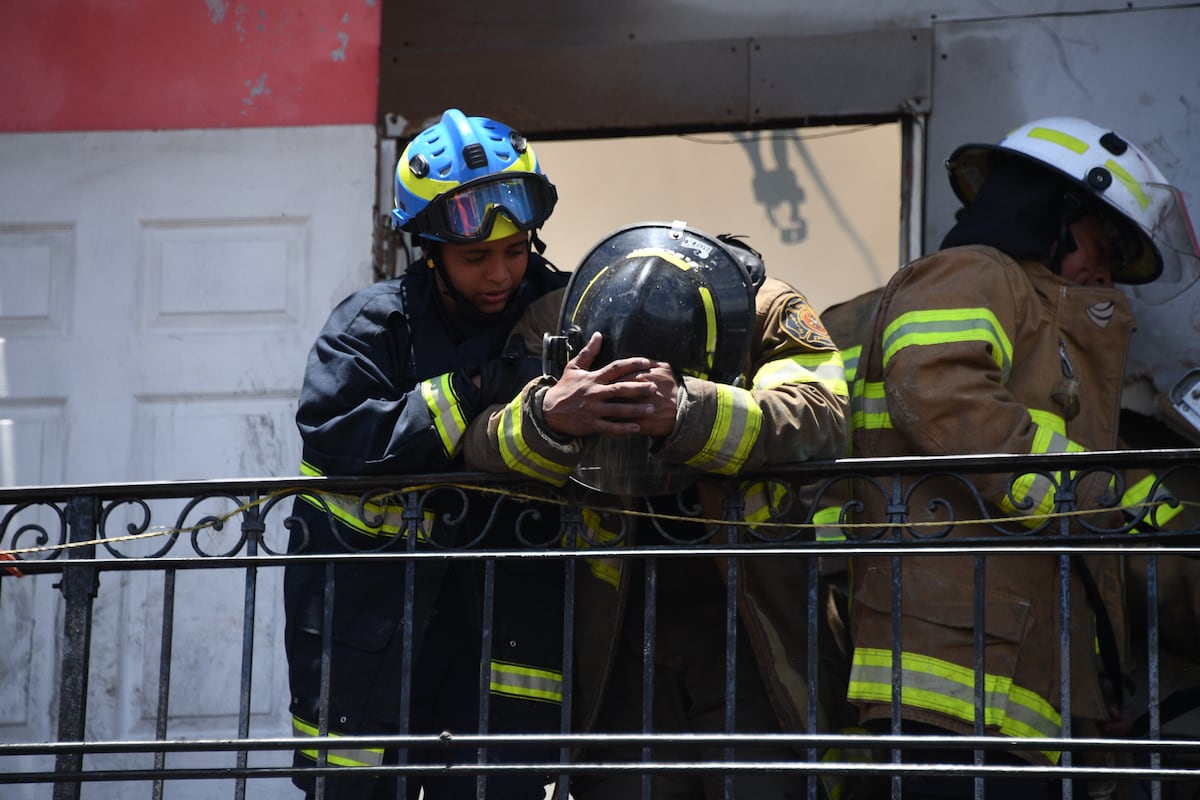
[571,556,804,800]
[294,559,562,800]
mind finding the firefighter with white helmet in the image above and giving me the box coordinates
[284,108,568,799]
[843,117,1196,798]
[464,220,850,798]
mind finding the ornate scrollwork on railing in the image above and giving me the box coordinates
[0,450,1197,568]
[1,500,66,562]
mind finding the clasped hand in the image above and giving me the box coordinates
[541,332,679,439]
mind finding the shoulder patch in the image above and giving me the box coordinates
[781,295,835,349]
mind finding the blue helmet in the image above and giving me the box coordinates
[392,109,557,244]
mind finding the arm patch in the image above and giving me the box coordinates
[781,296,835,349]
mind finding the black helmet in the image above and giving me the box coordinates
[552,220,758,383]
[548,221,759,495]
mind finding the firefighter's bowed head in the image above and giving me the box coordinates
[543,220,759,496]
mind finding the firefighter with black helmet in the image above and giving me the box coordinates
[283,108,568,799]
[464,220,850,799]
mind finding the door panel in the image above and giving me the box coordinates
[0,125,376,798]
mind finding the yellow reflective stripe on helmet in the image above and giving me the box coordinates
[297,461,432,539]
[1107,158,1151,210]
[850,379,891,432]
[625,246,692,272]
[1122,472,1183,529]
[882,308,1013,383]
[421,373,469,458]
[699,285,718,377]
[683,384,762,476]
[813,504,848,542]
[753,350,848,397]
[497,395,573,486]
[293,715,385,768]
[996,409,1081,526]
[1026,125,1089,155]
[490,660,564,704]
[848,647,1061,761]
[404,147,542,202]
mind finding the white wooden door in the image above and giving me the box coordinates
[0,125,377,798]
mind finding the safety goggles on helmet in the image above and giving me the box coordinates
[407,172,558,244]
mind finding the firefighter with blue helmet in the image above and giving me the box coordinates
[283,108,568,799]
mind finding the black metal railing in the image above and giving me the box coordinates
[1,448,1199,800]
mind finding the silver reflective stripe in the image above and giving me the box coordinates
[848,647,1061,760]
[292,716,384,768]
[684,384,761,475]
[882,308,1013,383]
[489,660,564,704]
[496,395,573,485]
[421,372,468,457]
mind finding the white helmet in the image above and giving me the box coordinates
[946,116,1199,300]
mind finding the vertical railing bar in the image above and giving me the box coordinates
[1147,553,1161,800]
[1057,469,1073,800]
[973,553,985,800]
[722,502,740,800]
[52,494,99,800]
[234,495,263,800]
[476,556,496,800]
[313,554,335,800]
[150,563,177,800]
[641,553,657,800]
[887,472,904,800]
[554,499,581,800]
[806,549,820,800]
[395,489,424,800]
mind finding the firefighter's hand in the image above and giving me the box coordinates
[542,332,661,437]
[630,361,679,438]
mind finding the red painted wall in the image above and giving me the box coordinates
[0,0,381,133]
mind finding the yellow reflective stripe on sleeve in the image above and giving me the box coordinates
[753,350,848,397]
[841,345,862,385]
[996,409,1080,525]
[421,372,469,458]
[850,379,891,432]
[739,480,789,536]
[847,647,1061,762]
[297,461,432,539]
[496,395,573,486]
[741,479,787,525]
[490,660,564,704]
[293,715,385,768]
[683,384,762,476]
[882,308,1013,383]
[813,505,848,542]
[568,507,622,588]
[1122,473,1183,528]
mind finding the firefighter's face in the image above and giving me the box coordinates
[1059,214,1116,288]
[437,231,530,315]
